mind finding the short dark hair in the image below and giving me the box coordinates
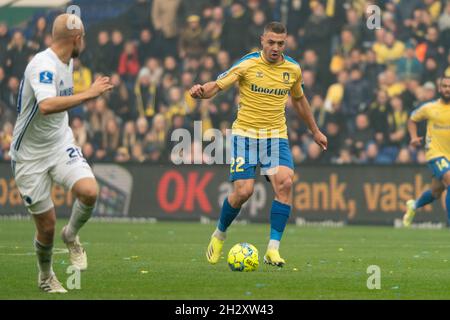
[439,75,450,83]
[264,21,287,34]
[438,75,450,87]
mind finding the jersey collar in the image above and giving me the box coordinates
[47,47,72,69]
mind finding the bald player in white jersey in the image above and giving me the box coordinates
[10,14,113,293]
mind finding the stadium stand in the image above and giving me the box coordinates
[1,0,450,164]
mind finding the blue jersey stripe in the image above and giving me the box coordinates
[410,99,438,116]
[14,100,39,151]
[217,52,260,80]
[16,79,24,114]
[284,55,300,66]
[11,160,16,177]
[231,51,260,68]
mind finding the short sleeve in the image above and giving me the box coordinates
[28,60,57,104]
[290,67,304,99]
[215,64,245,91]
[410,104,430,122]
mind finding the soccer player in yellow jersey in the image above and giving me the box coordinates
[189,22,327,266]
[403,76,450,227]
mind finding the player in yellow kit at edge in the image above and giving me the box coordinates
[189,22,327,267]
[403,76,450,227]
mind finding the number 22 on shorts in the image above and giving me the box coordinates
[230,157,245,173]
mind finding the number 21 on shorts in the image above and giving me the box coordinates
[230,157,245,173]
[66,147,83,159]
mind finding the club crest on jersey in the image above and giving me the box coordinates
[283,72,290,84]
[39,71,54,84]
[256,71,264,78]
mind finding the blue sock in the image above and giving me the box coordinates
[415,189,435,209]
[446,187,450,225]
[270,200,291,241]
[217,198,241,232]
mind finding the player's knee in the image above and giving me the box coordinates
[78,185,98,206]
[277,176,293,195]
[235,186,254,203]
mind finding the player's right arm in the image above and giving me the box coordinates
[189,81,222,99]
[39,77,113,115]
[407,119,422,148]
[189,61,243,99]
[408,104,430,148]
[29,62,113,115]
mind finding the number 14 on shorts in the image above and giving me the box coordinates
[436,158,450,172]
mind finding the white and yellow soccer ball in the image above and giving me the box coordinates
[227,243,259,272]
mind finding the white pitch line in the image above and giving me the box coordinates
[0,248,68,256]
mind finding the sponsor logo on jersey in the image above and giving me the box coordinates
[59,87,74,96]
[250,84,289,96]
[39,71,54,84]
[433,123,450,130]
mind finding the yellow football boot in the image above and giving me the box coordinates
[264,249,286,267]
[206,236,224,264]
[403,199,416,227]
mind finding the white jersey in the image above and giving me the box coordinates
[10,48,75,162]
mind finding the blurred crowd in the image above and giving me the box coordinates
[1,0,450,165]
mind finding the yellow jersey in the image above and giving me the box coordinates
[410,99,450,160]
[215,51,304,139]
[73,66,92,94]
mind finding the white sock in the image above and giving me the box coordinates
[65,199,94,242]
[34,239,54,279]
[268,239,280,251]
[212,228,226,241]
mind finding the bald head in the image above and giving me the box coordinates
[52,13,84,42]
[51,14,85,59]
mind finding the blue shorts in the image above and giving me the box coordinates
[229,135,294,182]
[427,156,450,180]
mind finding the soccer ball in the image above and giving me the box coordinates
[227,243,259,272]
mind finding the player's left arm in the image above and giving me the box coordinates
[39,76,113,115]
[290,70,327,150]
[291,95,328,151]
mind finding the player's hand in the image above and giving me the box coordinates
[88,76,114,98]
[313,130,328,151]
[410,136,423,148]
[189,84,204,99]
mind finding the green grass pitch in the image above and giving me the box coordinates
[1,218,450,299]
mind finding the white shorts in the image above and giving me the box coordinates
[12,144,95,215]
